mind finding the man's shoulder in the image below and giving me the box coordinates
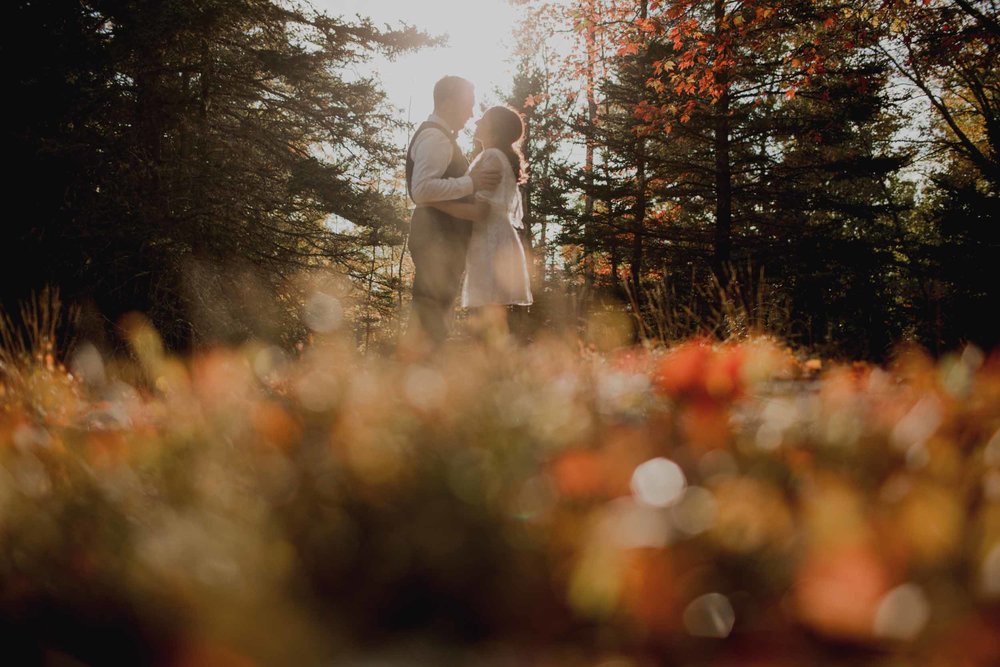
[416,118,455,141]
[410,123,453,152]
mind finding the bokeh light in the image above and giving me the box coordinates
[874,583,931,641]
[683,592,735,638]
[631,457,686,508]
[2,333,999,665]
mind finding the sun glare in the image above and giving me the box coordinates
[318,0,521,125]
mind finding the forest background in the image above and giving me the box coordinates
[5,0,999,358]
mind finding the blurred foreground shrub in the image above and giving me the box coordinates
[1,319,999,666]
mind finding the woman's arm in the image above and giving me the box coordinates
[428,199,490,222]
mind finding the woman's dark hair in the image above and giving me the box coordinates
[474,105,527,184]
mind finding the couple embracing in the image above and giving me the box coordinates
[405,76,532,349]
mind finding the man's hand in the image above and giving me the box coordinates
[470,164,501,192]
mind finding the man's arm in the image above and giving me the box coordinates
[428,199,490,222]
[409,129,474,204]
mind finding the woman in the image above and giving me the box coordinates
[428,105,533,339]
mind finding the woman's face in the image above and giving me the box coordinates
[473,115,494,144]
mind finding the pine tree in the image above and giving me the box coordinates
[6,0,430,348]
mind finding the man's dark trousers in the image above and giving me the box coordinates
[405,121,472,346]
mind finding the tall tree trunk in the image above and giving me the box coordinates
[630,0,649,297]
[712,0,732,275]
[631,147,647,294]
[583,0,598,293]
[193,32,212,260]
[521,112,538,289]
[135,56,164,234]
[606,160,621,294]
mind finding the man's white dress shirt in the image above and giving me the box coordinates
[408,114,474,205]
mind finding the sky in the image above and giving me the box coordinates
[315,0,523,134]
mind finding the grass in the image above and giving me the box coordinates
[623,262,794,347]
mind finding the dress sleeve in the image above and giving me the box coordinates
[474,150,525,229]
[509,183,524,229]
[472,150,511,208]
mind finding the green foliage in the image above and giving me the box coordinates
[517,0,998,359]
[6,0,430,349]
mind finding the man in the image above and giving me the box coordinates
[405,76,500,347]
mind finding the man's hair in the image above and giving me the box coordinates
[433,76,474,108]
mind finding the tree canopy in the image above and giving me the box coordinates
[6,0,430,348]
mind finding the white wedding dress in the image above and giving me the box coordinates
[461,148,533,308]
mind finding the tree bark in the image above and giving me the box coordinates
[630,0,649,296]
[712,0,733,275]
[583,0,598,292]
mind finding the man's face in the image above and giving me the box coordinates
[442,87,475,131]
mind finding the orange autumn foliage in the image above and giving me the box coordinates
[652,340,746,403]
